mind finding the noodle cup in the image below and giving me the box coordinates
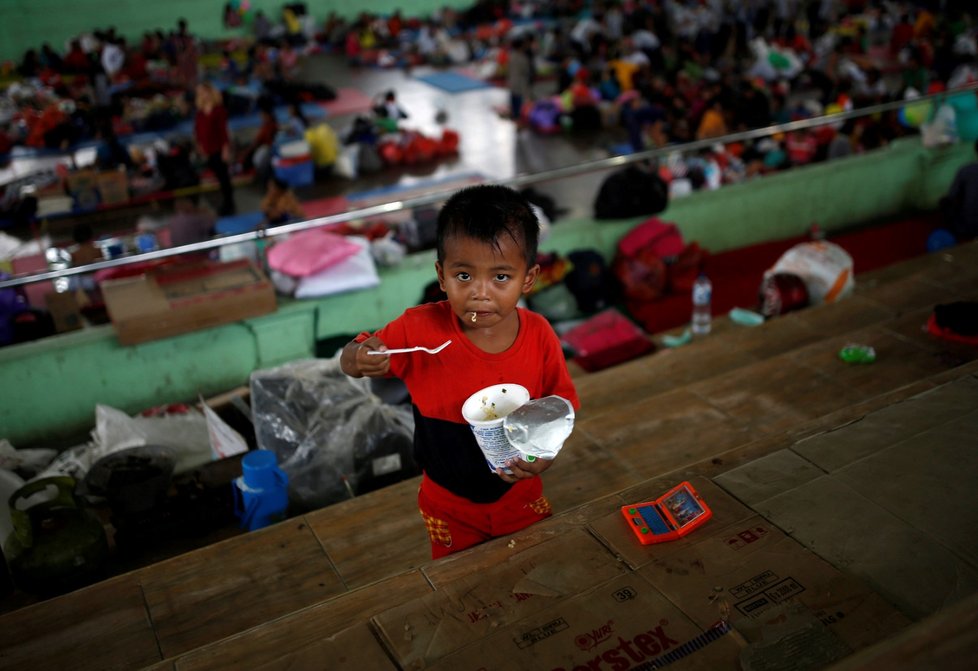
[461,384,530,472]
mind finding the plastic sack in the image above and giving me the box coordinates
[305,123,340,167]
[766,241,854,306]
[35,405,215,482]
[267,229,361,278]
[250,357,418,511]
[0,439,56,478]
[334,143,359,179]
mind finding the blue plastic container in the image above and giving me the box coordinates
[233,450,289,531]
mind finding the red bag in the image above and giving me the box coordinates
[438,129,460,155]
[379,141,403,165]
[561,308,655,372]
[612,219,683,303]
[667,242,708,294]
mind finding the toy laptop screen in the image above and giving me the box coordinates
[660,484,707,528]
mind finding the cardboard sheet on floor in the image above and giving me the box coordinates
[635,515,910,658]
[372,529,627,669]
[423,573,744,670]
[833,409,978,561]
[589,476,756,570]
[713,449,824,507]
[754,475,978,620]
[792,376,978,472]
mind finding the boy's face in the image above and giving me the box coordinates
[435,231,539,332]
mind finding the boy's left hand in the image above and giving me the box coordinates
[496,456,553,483]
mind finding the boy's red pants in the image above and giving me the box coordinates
[418,472,552,559]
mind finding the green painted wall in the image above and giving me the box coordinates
[0,137,971,447]
[0,0,471,63]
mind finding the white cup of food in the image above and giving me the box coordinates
[461,383,530,472]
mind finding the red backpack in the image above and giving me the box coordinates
[612,218,684,303]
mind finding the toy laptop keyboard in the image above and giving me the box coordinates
[621,481,713,545]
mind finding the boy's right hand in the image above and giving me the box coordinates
[348,336,391,378]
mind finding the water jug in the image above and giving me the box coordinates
[233,450,289,531]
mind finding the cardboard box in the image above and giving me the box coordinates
[635,516,910,657]
[65,168,100,211]
[373,529,628,669]
[424,573,744,670]
[65,168,98,194]
[97,170,130,205]
[101,259,276,345]
[45,290,85,333]
[588,475,757,570]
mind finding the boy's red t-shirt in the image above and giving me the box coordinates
[359,301,578,503]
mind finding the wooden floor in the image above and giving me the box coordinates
[2,240,977,670]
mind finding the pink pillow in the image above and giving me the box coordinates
[267,229,362,277]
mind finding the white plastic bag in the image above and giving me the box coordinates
[767,241,854,306]
[333,143,359,179]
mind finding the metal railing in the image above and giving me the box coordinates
[1,83,975,291]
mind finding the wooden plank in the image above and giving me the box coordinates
[576,317,820,421]
[686,355,861,436]
[174,571,431,671]
[883,305,978,369]
[572,351,704,420]
[787,324,963,401]
[856,239,978,290]
[0,574,160,671]
[577,387,753,479]
[305,476,430,589]
[541,431,645,513]
[139,661,176,671]
[138,519,343,658]
[855,272,960,313]
[791,294,896,334]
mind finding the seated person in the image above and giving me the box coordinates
[167,197,216,248]
[373,90,408,120]
[279,101,309,141]
[260,176,305,225]
[70,223,103,266]
[942,139,978,241]
[239,102,278,182]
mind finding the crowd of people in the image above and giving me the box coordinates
[2,2,975,171]
[485,1,978,190]
[0,2,973,234]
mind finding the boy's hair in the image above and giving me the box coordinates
[436,185,539,266]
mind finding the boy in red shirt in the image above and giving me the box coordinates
[341,185,579,558]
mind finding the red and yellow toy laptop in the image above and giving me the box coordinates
[621,481,713,545]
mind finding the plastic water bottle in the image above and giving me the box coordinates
[691,274,712,336]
